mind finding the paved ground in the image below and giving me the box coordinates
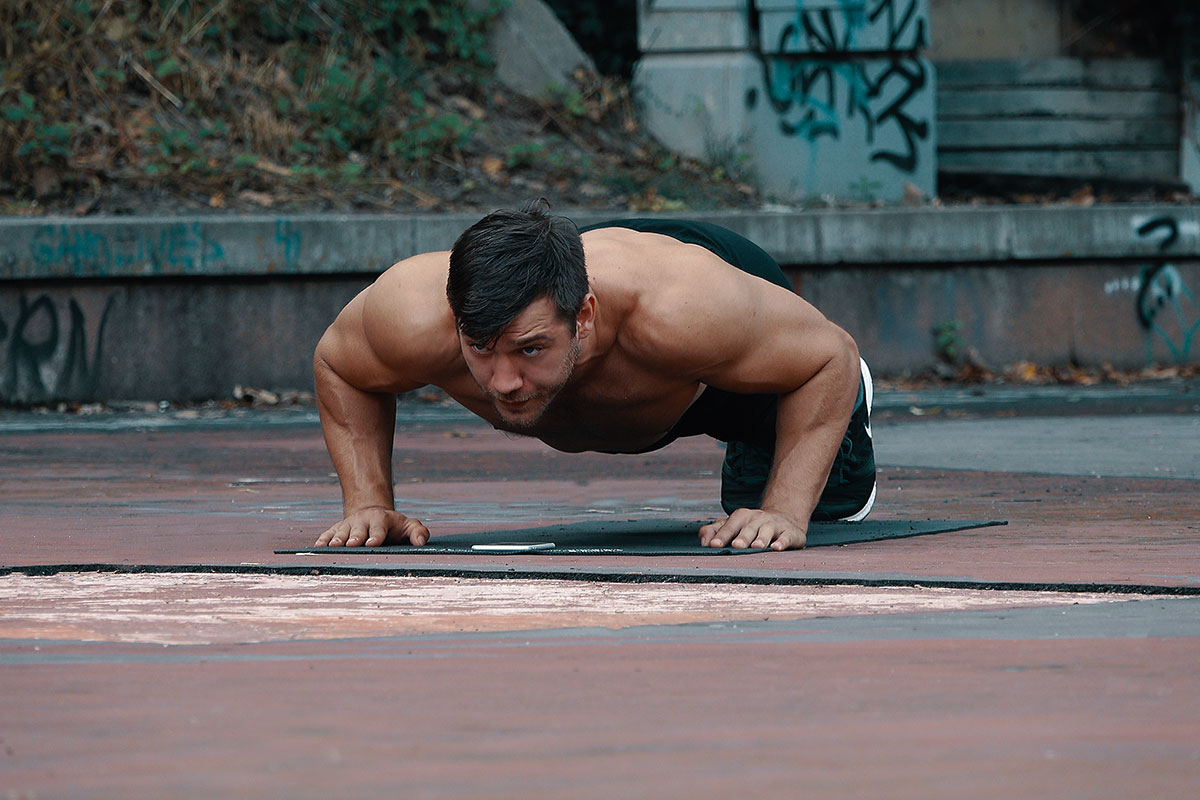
[2,382,1198,798]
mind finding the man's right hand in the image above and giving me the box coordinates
[314,507,430,547]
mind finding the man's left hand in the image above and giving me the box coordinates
[699,508,807,551]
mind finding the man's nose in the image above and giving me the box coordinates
[490,355,524,395]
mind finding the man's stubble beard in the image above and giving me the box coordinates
[488,335,581,432]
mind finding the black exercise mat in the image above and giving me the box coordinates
[276,519,1006,556]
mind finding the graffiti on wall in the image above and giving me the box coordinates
[274,219,302,271]
[5,218,313,279]
[0,292,116,404]
[1105,215,1199,363]
[748,0,931,174]
[27,222,225,277]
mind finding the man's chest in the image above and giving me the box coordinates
[444,373,703,454]
[533,383,704,452]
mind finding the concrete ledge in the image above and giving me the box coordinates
[2,204,1197,281]
[0,215,467,281]
[638,0,751,53]
[2,204,1198,402]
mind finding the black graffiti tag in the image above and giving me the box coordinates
[869,0,928,51]
[750,0,930,174]
[3,295,58,398]
[1,293,115,403]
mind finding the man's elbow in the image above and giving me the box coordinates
[312,328,347,396]
[313,333,333,376]
[822,327,861,408]
[829,325,860,375]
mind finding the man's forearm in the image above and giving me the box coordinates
[314,356,398,515]
[760,353,859,522]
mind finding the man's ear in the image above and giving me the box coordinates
[575,292,597,339]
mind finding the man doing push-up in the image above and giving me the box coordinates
[313,200,875,551]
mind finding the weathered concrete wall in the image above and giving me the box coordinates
[1,205,1198,403]
[787,206,1200,373]
[0,215,469,280]
[0,279,367,404]
[805,260,1200,374]
[5,206,1195,280]
[928,0,1064,61]
[1183,56,1200,193]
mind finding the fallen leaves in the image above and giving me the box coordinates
[232,386,314,406]
[237,190,274,207]
[481,155,506,181]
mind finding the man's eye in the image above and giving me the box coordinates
[468,343,488,354]
[522,346,542,356]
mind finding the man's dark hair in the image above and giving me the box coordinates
[447,199,588,344]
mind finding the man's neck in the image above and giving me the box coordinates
[564,294,610,386]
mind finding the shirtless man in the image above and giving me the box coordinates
[313,201,875,551]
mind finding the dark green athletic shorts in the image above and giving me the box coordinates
[581,218,876,520]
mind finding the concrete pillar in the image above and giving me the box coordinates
[1181,38,1200,193]
[634,0,936,203]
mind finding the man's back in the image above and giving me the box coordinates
[324,226,835,452]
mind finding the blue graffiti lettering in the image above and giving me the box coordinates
[1135,216,1198,363]
[275,220,302,270]
[30,223,225,276]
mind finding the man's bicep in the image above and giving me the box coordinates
[315,288,424,395]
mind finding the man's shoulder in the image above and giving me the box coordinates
[596,236,806,375]
[359,251,460,377]
[365,250,450,323]
[602,266,746,375]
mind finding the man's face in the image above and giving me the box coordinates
[459,296,581,431]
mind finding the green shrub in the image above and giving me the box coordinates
[0,0,505,194]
